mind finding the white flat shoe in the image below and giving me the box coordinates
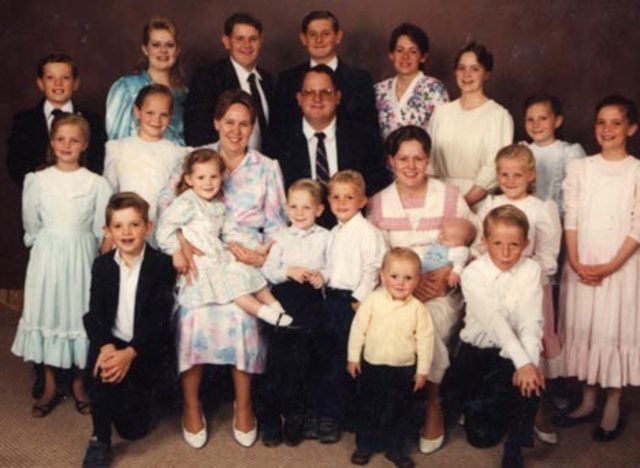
[182,413,207,449]
[233,403,257,448]
[534,425,558,445]
[419,434,444,454]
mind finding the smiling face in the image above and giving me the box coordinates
[296,71,341,129]
[51,123,87,170]
[222,23,262,70]
[106,207,151,260]
[497,157,534,201]
[300,18,343,63]
[215,102,254,156]
[286,188,324,230]
[595,105,638,157]
[484,221,529,271]
[328,181,367,223]
[142,28,179,74]
[389,34,426,77]
[525,102,562,147]
[389,139,429,190]
[37,62,79,106]
[380,257,420,301]
[454,51,489,95]
[134,92,172,141]
[185,160,223,201]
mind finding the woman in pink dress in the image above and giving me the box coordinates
[556,96,640,442]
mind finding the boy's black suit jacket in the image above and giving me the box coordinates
[183,57,275,150]
[83,245,176,365]
[6,100,107,186]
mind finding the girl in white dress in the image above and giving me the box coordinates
[11,114,112,417]
[556,96,640,442]
[475,144,562,443]
[156,148,293,327]
[103,84,189,231]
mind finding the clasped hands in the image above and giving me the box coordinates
[93,343,137,384]
[286,266,324,289]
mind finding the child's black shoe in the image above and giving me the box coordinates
[283,414,305,446]
[302,414,318,439]
[261,423,283,447]
[317,417,340,444]
[350,448,373,465]
[384,451,415,468]
[82,439,111,468]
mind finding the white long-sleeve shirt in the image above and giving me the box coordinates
[460,254,543,369]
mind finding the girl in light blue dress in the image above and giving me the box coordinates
[12,114,112,417]
[106,17,186,144]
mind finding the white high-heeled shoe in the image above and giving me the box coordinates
[182,412,207,449]
[419,434,444,454]
[534,425,558,445]
[233,402,257,447]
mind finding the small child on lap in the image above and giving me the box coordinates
[348,247,434,468]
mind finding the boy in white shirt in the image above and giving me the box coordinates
[347,247,434,468]
[453,205,544,468]
[315,170,387,443]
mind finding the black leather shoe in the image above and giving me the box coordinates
[261,423,283,447]
[302,414,317,439]
[593,419,624,442]
[317,417,340,444]
[350,448,372,465]
[384,451,415,468]
[283,414,304,446]
[82,439,111,468]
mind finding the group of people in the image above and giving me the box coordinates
[5,8,639,468]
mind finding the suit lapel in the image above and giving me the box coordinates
[223,57,241,88]
[335,119,353,171]
[133,247,153,337]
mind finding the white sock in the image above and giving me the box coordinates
[257,305,293,327]
[270,301,285,314]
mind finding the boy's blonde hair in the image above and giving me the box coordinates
[105,192,150,226]
[328,170,366,196]
[482,205,529,239]
[288,178,324,205]
[495,144,536,194]
[381,247,421,275]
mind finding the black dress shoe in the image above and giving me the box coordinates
[302,414,317,439]
[350,448,372,465]
[283,414,304,446]
[553,411,596,428]
[317,417,340,444]
[82,439,111,468]
[261,423,283,447]
[593,419,624,442]
[384,451,415,468]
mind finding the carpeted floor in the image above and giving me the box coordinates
[1,320,639,468]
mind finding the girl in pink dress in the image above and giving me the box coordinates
[556,96,639,442]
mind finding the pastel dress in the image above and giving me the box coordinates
[475,194,562,375]
[374,71,449,139]
[11,167,112,368]
[106,72,187,145]
[157,147,288,373]
[559,155,640,387]
[103,135,189,226]
[156,189,267,308]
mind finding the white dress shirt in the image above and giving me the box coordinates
[112,246,145,342]
[44,100,74,131]
[262,224,331,284]
[327,212,387,301]
[460,254,543,368]
[302,117,338,179]
[230,57,269,151]
[310,56,339,71]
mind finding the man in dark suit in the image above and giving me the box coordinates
[273,65,389,228]
[274,10,379,142]
[184,12,275,152]
[6,52,106,186]
[82,192,175,467]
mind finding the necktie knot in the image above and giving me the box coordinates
[315,132,326,141]
[248,73,257,84]
[51,108,65,119]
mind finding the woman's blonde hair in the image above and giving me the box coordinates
[177,149,226,196]
[495,143,536,194]
[134,17,183,89]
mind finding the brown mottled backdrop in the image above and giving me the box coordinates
[1,0,639,287]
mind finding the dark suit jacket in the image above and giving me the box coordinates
[6,100,106,186]
[83,245,176,364]
[274,59,380,143]
[273,117,390,227]
[184,57,275,149]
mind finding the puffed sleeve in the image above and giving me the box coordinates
[155,193,196,255]
[261,159,288,238]
[531,199,562,278]
[22,173,41,247]
[102,139,120,192]
[629,162,640,242]
[92,176,113,241]
[105,76,137,141]
[562,158,582,231]
[474,106,514,190]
